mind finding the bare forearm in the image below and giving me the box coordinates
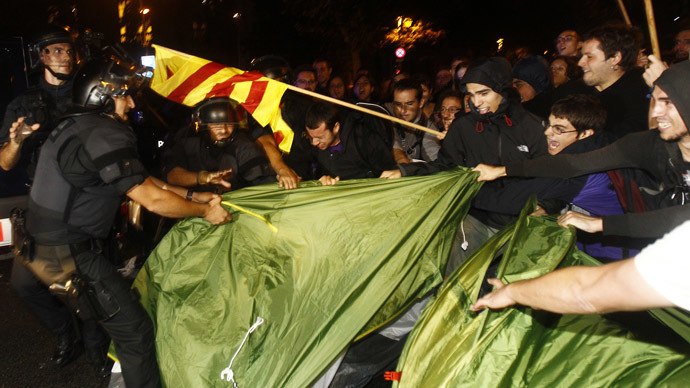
[503,266,604,314]
[166,167,200,188]
[503,260,668,314]
[128,178,207,219]
[393,148,411,164]
[0,142,21,171]
[256,135,285,171]
[150,176,189,198]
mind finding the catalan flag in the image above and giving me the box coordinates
[150,45,294,153]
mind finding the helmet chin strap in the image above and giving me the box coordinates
[44,63,73,81]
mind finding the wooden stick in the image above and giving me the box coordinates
[644,0,662,59]
[284,84,442,137]
[616,0,632,26]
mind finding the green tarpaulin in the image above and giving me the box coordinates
[133,168,482,387]
[394,201,690,388]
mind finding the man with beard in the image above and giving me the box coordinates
[164,98,276,192]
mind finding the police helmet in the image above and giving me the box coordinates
[250,55,292,83]
[72,59,152,113]
[29,25,75,68]
[192,98,247,131]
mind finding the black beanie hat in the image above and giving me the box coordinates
[460,57,513,94]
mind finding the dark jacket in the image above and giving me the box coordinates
[399,58,549,228]
[505,61,690,238]
[473,133,609,215]
[313,111,397,180]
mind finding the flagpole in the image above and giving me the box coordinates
[644,0,662,59]
[615,0,632,26]
[283,84,443,137]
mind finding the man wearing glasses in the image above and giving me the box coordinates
[555,30,582,57]
[473,61,690,245]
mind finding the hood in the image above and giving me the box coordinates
[654,60,690,130]
[461,57,513,95]
[512,56,552,95]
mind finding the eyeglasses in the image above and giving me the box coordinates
[440,106,461,114]
[554,35,576,44]
[543,121,578,135]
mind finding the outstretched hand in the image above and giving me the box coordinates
[319,175,340,186]
[557,211,603,233]
[470,278,516,312]
[277,166,301,190]
[379,169,402,179]
[9,117,40,145]
[471,164,506,182]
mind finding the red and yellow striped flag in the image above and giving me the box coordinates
[151,45,293,152]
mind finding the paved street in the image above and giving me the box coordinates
[0,253,105,388]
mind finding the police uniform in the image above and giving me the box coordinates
[164,127,275,191]
[26,112,160,388]
[0,77,73,187]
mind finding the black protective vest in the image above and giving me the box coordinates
[27,114,143,244]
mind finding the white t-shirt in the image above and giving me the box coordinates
[634,220,690,310]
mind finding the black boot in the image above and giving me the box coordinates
[86,344,114,380]
[51,331,80,367]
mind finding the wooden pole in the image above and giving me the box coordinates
[284,84,442,137]
[615,0,632,26]
[644,0,662,59]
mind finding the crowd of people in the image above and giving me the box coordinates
[1,19,690,388]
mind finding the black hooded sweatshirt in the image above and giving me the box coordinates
[399,57,549,228]
[506,60,690,238]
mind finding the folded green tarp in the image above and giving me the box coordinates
[394,201,690,388]
[133,168,482,387]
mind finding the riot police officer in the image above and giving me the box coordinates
[0,25,75,180]
[164,98,276,191]
[23,59,232,388]
[4,25,112,373]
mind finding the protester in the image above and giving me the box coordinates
[328,74,347,101]
[248,55,302,189]
[550,56,583,88]
[672,27,690,62]
[578,24,649,138]
[473,60,690,240]
[471,219,690,313]
[381,57,549,275]
[512,55,553,118]
[304,101,396,185]
[390,78,440,164]
[432,91,463,139]
[352,74,376,103]
[555,29,582,57]
[313,58,332,95]
[293,65,317,92]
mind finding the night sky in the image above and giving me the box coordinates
[1,0,689,77]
